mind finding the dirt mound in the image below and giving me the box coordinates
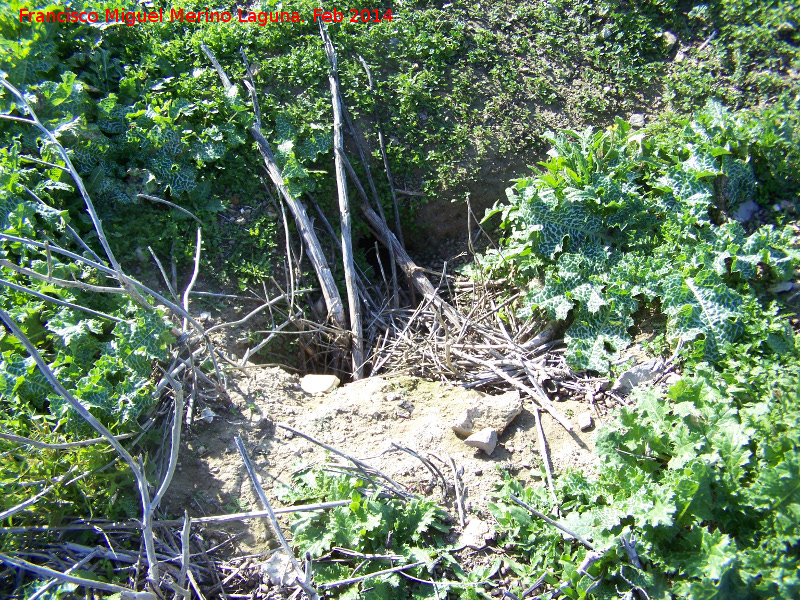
[164,368,603,556]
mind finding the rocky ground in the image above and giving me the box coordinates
[163,368,604,558]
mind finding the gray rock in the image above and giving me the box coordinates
[577,412,594,432]
[629,113,646,129]
[602,25,613,39]
[662,31,678,52]
[732,199,759,222]
[451,390,522,437]
[612,357,665,393]
[300,374,340,395]
[768,281,795,294]
[464,428,498,456]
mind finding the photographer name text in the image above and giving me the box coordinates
[18,7,393,26]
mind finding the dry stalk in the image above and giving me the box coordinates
[234,436,320,600]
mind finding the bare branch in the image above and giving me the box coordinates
[0,553,156,599]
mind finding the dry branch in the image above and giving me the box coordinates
[320,22,364,379]
[508,495,595,551]
[200,43,346,331]
[0,553,156,600]
[234,436,320,600]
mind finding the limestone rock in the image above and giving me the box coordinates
[661,30,678,52]
[464,428,498,456]
[458,518,494,550]
[300,374,340,395]
[629,113,646,129]
[451,390,522,437]
[577,412,594,432]
[612,358,665,393]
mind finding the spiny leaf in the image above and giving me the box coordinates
[661,270,743,361]
[515,186,606,259]
[565,292,636,373]
[655,167,713,224]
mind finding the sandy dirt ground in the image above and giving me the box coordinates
[163,367,605,557]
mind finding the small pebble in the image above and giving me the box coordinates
[578,412,594,431]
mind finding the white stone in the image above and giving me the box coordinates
[458,518,494,550]
[662,31,678,52]
[768,281,794,293]
[732,199,759,222]
[300,374,340,395]
[451,390,522,437]
[464,428,498,455]
[261,552,303,587]
[577,412,594,432]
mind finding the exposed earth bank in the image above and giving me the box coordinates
[164,368,604,556]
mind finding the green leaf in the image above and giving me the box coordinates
[661,270,744,361]
[514,185,606,259]
[565,292,636,373]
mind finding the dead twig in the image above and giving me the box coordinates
[446,455,466,528]
[532,408,556,502]
[234,436,320,600]
[0,553,156,600]
[508,495,595,551]
[276,423,410,499]
[319,561,425,589]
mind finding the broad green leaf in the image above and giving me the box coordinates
[661,270,743,361]
[515,186,606,259]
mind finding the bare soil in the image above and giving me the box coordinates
[163,367,604,557]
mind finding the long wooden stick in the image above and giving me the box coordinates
[234,436,320,600]
[201,43,346,331]
[0,553,156,600]
[320,22,364,379]
[338,88,399,309]
[508,495,595,550]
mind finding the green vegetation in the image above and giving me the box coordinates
[281,469,454,597]
[489,355,800,599]
[476,100,799,372]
